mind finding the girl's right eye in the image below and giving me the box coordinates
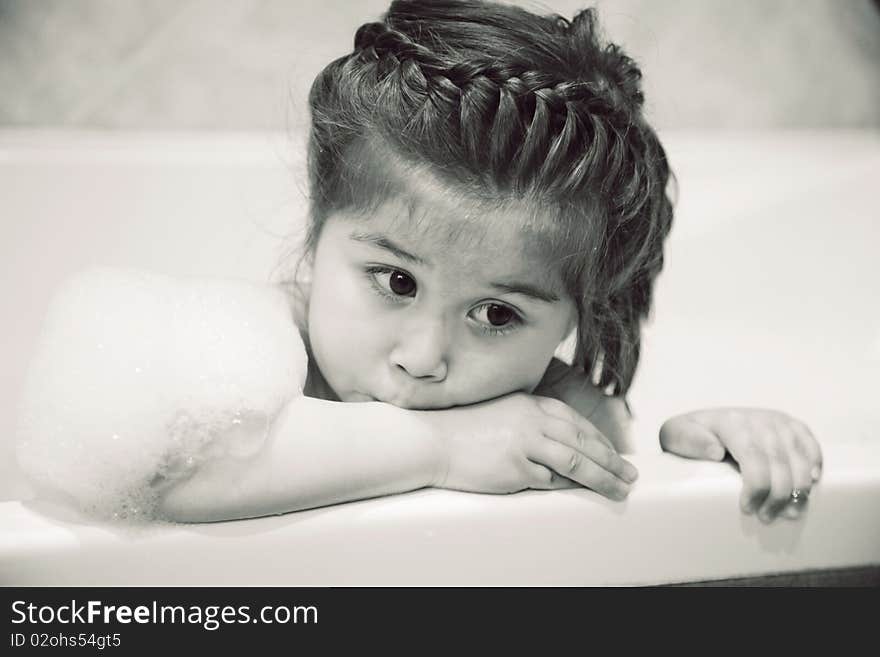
[366,266,417,300]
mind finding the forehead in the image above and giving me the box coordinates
[340,170,565,284]
[353,153,572,269]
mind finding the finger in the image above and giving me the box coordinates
[594,429,615,452]
[791,419,822,481]
[535,395,616,451]
[542,416,638,483]
[758,436,794,522]
[526,462,580,491]
[526,437,631,501]
[659,416,727,461]
[722,430,772,515]
[781,426,813,519]
[525,461,556,490]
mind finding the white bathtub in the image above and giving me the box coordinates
[1,129,878,585]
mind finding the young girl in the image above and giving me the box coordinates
[17,0,821,526]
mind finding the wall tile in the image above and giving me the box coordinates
[1,0,878,129]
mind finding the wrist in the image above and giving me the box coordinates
[424,411,452,489]
[419,408,452,489]
[373,402,449,490]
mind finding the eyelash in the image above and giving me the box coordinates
[363,265,524,337]
[364,265,411,305]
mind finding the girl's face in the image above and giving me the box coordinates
[306,190,577,410]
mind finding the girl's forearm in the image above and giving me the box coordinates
[158,396,444,522]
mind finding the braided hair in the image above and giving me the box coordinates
[301,0,674,396]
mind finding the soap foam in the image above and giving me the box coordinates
[15,267,307,522]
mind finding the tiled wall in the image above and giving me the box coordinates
[2,0,879,130]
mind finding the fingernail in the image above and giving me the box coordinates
[624,464,639,482]
[811,466,821,481]
[759,509,773,523]
[784,506,800,520]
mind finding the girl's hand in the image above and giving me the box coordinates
[429,393,639,500]
[533,357,633,453]
[659,408,822,523]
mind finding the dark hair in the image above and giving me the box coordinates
[299,0,674,396]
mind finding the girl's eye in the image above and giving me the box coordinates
[485,304,514,326]
[367,267,417,298]
[470,303,522,335]
[388,270,416,296]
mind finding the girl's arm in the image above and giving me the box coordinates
[159,391,640,522]
[158,396,442,522]
[533,358,634,453]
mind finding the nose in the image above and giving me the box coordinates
[389,316,449,382]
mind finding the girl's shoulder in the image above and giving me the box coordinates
[589,394,634,454]
[18,268,311,519]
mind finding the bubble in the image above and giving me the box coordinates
[15,266,308,522]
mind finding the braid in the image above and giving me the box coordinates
[305,0,675,396]
[354,20,637,202]
[356,21,630,122]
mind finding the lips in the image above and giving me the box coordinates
[359,389,447,410]
[361,392,409,407]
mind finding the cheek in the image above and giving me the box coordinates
[453,339,552,401]
[308,271,390,372]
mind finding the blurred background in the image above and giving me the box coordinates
[2,0,879,130]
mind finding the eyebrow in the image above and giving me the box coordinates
[349,231,428,266]
[490,282,559,303]
[349,230,559,303]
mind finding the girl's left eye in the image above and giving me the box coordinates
[469,303,522,335]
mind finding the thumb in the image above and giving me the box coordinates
[659,416,726,461]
